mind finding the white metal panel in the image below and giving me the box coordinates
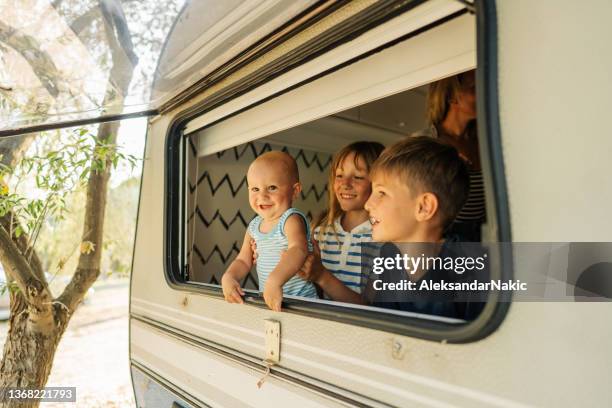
[497,0,612,241]
[131,319,349,408]
[184,0,467,136]
[192,13,475,155]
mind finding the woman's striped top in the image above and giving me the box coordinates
[456,170,486,222]
[314,217,373,293]
[248,208,317,298]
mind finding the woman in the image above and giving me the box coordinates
[419,70,486,241]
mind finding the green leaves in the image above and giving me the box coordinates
[0,127,140,243]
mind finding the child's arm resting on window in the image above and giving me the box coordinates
[298,240,364,304]
[264,214,309,311]
[221,231,254,304]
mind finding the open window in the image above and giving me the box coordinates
[166,3,511,342]
[185,87,428,288]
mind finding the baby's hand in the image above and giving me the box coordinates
[263,280,283,312]
[221,274,245,304]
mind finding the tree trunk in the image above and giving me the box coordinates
[0,222,60,408]
[0,305,68,408]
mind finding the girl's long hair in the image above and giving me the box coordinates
[313,141,384,242]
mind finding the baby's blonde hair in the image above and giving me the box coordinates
[250,151,299,184]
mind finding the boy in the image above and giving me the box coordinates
[221,151,317,311]
[302,137,480,318]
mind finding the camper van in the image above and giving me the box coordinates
[126,0,612,406]
[2,0,611,406]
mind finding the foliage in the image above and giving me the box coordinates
[34,175,141,281]
[0,127,138,262]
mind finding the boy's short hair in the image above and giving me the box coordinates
[371,136,470,228]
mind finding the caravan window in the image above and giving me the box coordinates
[185,87,429,288]
[184,79,487,320]
[165,7,510,340]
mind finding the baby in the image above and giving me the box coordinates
[221,151,317,311]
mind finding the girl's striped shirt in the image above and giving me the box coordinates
[314,217,373,293]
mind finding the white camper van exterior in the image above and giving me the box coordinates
[128,1,612,407]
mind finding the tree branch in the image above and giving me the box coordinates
[0,224,52,315]
[0,21,62,98]
[100,0,139,67]
[0,135,46,282]
[0,134,36,168]
[69,7,102,37]
[0,214,45,282]
[52,0,140,47]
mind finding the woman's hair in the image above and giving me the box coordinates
[313,141,384,240]
[426,70,475,126]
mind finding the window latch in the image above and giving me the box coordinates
[257,319,280,388]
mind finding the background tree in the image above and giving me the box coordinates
[0,1,182,406]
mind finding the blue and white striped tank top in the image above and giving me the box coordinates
[248,208,317,298]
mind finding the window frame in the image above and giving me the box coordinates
[163,0,512,343]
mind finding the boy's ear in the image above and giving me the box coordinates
[415,192,438,222]
[292,182,302,200]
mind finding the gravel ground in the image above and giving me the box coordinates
[0,285,135,407]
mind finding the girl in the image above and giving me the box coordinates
[312,141,384,294]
